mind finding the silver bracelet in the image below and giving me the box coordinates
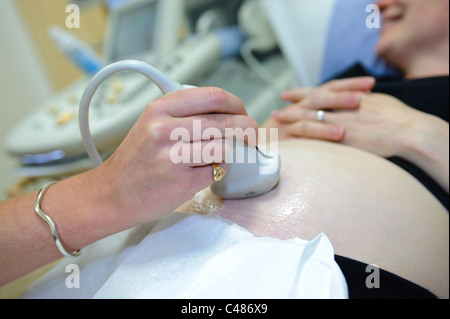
[34,182,82,258]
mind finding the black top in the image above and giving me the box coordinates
[334,255,437,299]
[335,64,449,210]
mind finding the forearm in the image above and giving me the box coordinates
[397,113,449,193]
[0,169,122,286]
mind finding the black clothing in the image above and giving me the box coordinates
[335,255,437,299]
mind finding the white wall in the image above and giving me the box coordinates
[0,0,53,200]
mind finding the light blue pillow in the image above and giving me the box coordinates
[320,0,397,83]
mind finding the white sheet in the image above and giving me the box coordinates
[22,213,348,299]
[262,0,337,86]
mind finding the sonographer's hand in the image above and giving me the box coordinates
[0,87,258,286]
[95,87,258,226]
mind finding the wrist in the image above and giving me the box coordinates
[41,168,121,252]
[397,113,445,160]
[395,112,449,191]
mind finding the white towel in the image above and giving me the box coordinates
[22,213,348,299]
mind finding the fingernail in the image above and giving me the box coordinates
[349,94,362,106]
[331,126,345,140]
[272,110,281,118]
[281,91,294,101]
[364,77,376,86]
